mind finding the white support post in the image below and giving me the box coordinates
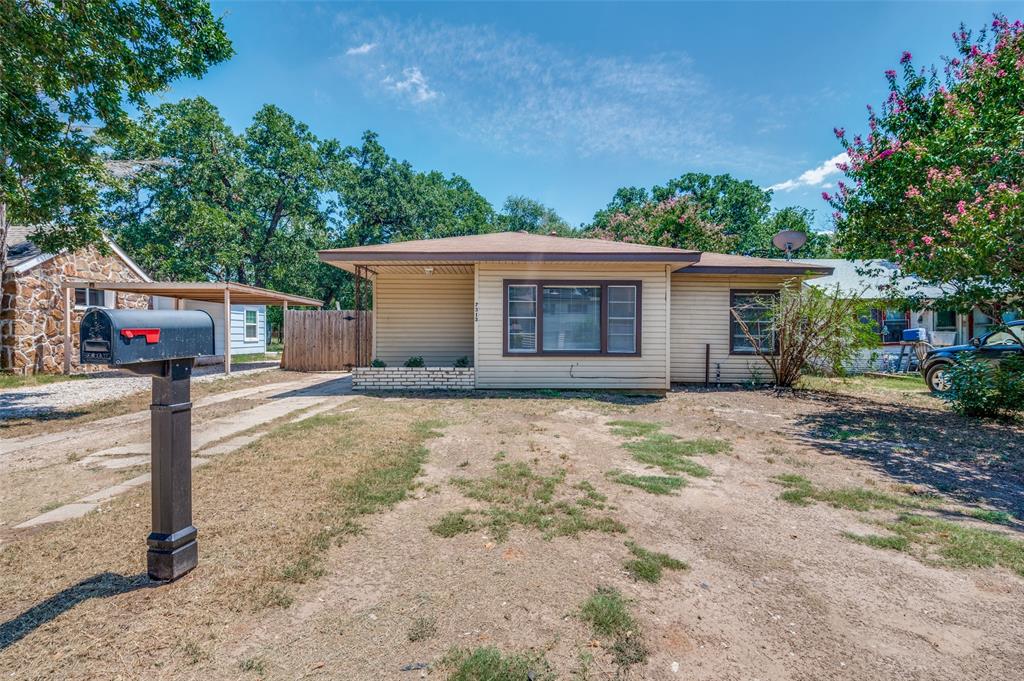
[63,286,72,375]
[223,287,232,375]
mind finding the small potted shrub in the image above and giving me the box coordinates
[453,356,470,368]
[404,356,425,368]
[370,358,387,368]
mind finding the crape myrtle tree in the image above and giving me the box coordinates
[0,0,232,273]
[828,16,1024,317]
[587,192,738,252]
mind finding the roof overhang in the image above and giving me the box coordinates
[320,250,700,267]
[674,264,834,277]
[67,281,322,306]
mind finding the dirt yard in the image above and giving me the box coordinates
[1,377,1022,680]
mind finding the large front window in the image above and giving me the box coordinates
[730,290,779,355]
[504,280,641,356]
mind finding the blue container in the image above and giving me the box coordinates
[902,327,927,342]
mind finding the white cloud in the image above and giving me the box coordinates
[768,153,849,192]
[382,67,439,104]
[329,13,780,166]
[345,42,377,56]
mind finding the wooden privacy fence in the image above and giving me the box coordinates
[281,310,372,371]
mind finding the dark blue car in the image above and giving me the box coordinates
[920,320,1024,393]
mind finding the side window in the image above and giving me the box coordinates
[244,309,259,341]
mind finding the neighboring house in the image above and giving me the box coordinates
[152,297,268,358]
[319,231,833,390]
[1,226,272,374]
[803,258,1022,372]
[1,225,152,374]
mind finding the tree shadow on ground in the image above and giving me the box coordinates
[358,388,663,406]
[791,392,1024,516]
[0,390,91,423]
[0,572,156,651]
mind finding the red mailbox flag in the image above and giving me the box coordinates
[120,328,161,344]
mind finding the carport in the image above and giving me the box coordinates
[64,281,322,375]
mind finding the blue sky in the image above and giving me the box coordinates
[160,1,1017,229]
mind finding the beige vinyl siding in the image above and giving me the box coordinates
[374,272,474,367]
[671,274,790,384]
[476,263,669,390]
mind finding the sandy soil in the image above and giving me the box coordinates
[1,384,1022,680]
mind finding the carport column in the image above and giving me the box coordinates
[147,358,198,581]
[282,301,288,365]
[223,287,231,375]
[63,285,72,375]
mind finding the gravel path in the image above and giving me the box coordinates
[0,361,280,420]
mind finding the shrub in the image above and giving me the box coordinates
[369,358,387,368]
[403,356,425,368]
[453,355,470,368]
[943,354,1024,418]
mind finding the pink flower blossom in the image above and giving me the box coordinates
[957,200,967,214]
[905,186,921,198]
[941,230,952,238]
[900,51,912,64]
[833,127,845,139]
[821,191,832,201]
[922,235,934,245]
[885,69,897,78]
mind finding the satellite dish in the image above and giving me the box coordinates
[772,230,807,260]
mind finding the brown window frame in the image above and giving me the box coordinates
[729,289,780,356]
[503,279,642,357]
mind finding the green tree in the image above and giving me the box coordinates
[497,195,574,235]
[829,16,1024,315]
[0,0,232,273]
[102,98,338,300]
[587,194,737,252]
[333,131,496,246]
[653,173,772,253]
[751,207,835,258]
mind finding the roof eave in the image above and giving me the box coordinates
[318,250,700,264]
[674,265,834,277]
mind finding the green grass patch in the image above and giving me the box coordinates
[624,541,688,582]
[623,437,714,478]
[606,470,686,495]
[846,513,1024,576]
[232,353,278,364]
[968,509,1014,525]
[771,474,936,512]
[579,586,649,670]
[607,419,664,438]
[442,463,626,542]
[441,647,555,681]
[0,373,86,390]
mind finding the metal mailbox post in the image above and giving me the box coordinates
[79,309,215,581]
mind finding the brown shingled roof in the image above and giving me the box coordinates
[675,252,833,276]
[319,231,700,265]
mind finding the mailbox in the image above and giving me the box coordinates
[80,309,214,366]
[79,308,215,582]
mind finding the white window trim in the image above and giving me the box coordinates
[74,288,111,310]
[507,284,538,354]
[606,284,637,354]
[243,308,259,342]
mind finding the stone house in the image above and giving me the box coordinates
[1,225,151,374]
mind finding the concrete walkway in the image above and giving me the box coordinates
[8,373,356,532]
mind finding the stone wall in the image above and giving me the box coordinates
[352,366,475,391]
[1,247,150,374]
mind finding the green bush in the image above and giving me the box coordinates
[403,356,425,368]
[453,355,470,368]
[370,358,387,368]
[943,354,1024,418]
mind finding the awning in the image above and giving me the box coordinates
[67,281,322,307]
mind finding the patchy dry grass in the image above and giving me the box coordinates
[407,616,438,643]
[0,373,87,390]
[607,419,664,438]
[772,474,937,512]
[607,419,728,480]
[847,514,1024,576]
[968,509,1015,526]
[623,541,688,583]
[579,586,648,670]
[434,462,626,542]
[606,470,686,495]
[440,647,555,680]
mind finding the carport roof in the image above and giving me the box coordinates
[69,281,322,307]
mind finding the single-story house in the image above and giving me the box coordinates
[319,231,833,391]
[1,225,315,374]
[802,258,1022,372]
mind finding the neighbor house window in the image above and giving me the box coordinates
[870,308,909,343]
[74,288,109,309]
[244,309,259,341]
[730,290,779,355]
[504,281,641,356]
[934,310,957,332]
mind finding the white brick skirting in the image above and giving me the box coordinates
[352,366,475,391]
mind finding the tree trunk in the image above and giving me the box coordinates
[0,202,7,370]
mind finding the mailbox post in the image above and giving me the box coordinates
[79,309,215,581]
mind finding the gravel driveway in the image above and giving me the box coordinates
[0,361,280,420]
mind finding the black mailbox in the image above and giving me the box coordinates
[80,309,214,366]
[79,308,216,582]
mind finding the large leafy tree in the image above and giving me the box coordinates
[0,0,232,274]
[334,131,496,246]
[751,207,835,258]
[496,195,574,235]
[102,98,339,300]
[829,16,1024,315]
[587,194,738,252]
[652,173,772,253]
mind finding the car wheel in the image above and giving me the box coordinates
[925,363,952,393]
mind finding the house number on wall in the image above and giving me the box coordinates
[474,302,479,322]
